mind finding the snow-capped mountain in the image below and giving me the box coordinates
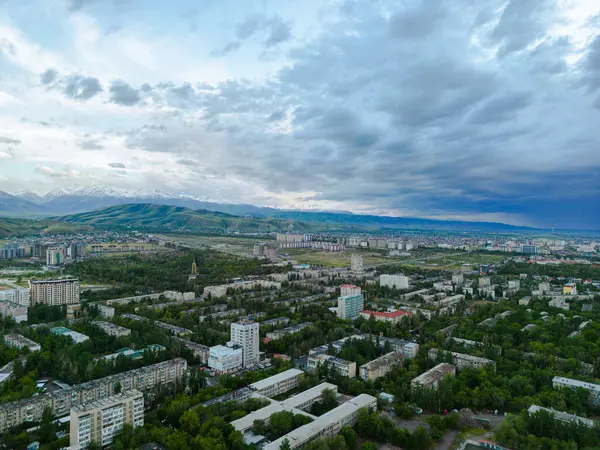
[14,189,43,204]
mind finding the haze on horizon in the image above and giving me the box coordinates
[0,0,599,229]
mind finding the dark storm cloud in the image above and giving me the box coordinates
[109,80,141,106]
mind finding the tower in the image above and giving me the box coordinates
[191,259,197,275]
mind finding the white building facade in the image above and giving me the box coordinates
[230,321,260,368]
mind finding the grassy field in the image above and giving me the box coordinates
[283,249,390,267]
[159,234,257,257]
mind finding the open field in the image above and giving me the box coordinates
[159,234,258,257]
[283,249,390,267]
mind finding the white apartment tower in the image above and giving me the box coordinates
[351,254,363,274]
[70,389,144,448]
[230,320,260,368]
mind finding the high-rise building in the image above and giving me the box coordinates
[350,254,363,274]
[29,279,80,306]
[0,288,30,307]
[0,243,25,259]
[69,389,144,448]
[338,294,364,320]
[46,246,67,266]
[520,245,538,255]
[380,274,409,290]
[230,320,260,368]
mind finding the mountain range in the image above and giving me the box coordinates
[0,186,535,232]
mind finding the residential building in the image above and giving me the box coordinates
[539,282,551,293]
[411,363,456,390]
[340,284,361,297]
[376,337,420,358]
[359,352,404,381]
[0,288,30,307]
[380,274,409,290]
[263,394,377,450]
[337,294,364,320]
[549,298,570,311]
[508,280,521,290]
[563,283,577,296]
[521,324,537,332]
[100,345,165,362]
[46,246,67,266]
[307,354,356,378]
[519,296,531,306]
[359,309,412,324]
[69,389,144,448]
[0,302,27,323]
[249,368,304,397]
[208,345,243,374]
[552,376,600,406]
[29,279,80,306]
[479,277,491,288]
[460,264,472,273]
[0,359,187,433]
[92,321,131,337]
[3,333,41,352]
[521,245,538,254]
[428,349,496,372]
[261,317,290,327]
[351,254,364,274]
[266,322,313,340]
[451,274,464,285]
[446,337,483,348]
[173,338,210,363]
[0,242,25,259]
[51,327,89,344]
[230,320,260,368]
[527,405,595,428]
[97,304,115,319]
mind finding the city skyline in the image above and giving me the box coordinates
[0,0,599,228]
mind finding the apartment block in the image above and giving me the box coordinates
[208,345,243,374]
[376,337,420,359]
[70,390,144,448]
[97,304,115,319]
[266,322,313,340]
[380,274,409,290]
[173,337,210,363]
[553,376,600,406]
[350,254,363,273]
[0,302,27,323]
[307,354,356,378]
[29,279,80,306]
[337,294,364,320]
[263,394,377,450]
[411,363,456,390]
[0,358,187,433]
[230,320,260,368]
[92,321,131,337]
[528,405,595,428]
[340,284,361,297]
[428,349,496,372]
[51,327,89,344]
[249,368,304,397]
[359,352,404,381]
[0,288,30,307]
[3,333,41,352]
[262,317,291,327]
[359,309,412,324]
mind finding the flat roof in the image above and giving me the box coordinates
[281,382,337,409]
[528,405,595,428]
[360,352,403,370]
[361,310,412,318]
[264,394,376,450]
[250,368,304,391]
[553,376,600,393]
[71,389,143,413]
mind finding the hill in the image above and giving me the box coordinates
[53,203,332,232]
[0,217,93,237]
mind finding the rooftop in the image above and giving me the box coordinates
[71,389,143,413]
[361,310,413,318]
[528,405,595,428]
[553,376,600,393]
[360,352,404,371]
[250,368,304,391]
[412,363,455,386]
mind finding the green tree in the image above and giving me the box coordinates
[280,438,292,450]
[361,442,377,450]
[340,427,357,449]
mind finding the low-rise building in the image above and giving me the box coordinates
[0,302,27,323]
[263,394,377,450]
[340,284,361,297]
[173,338,210,363]
[3,333,41,352]
[359,352,403,381]
[549,298,570,311]
[411,363,456,390]
[51,327,89,344]
[69,389,144,448]
[522,324,537,332]
[428,349,496,372]
[519,296,531,306]
[307,354,356,378]
[376,337,420,358]
[508,280,521,290]
[249,369,304,398]
[208,345,243,374]
[446,337,483,348]
[451,274,464,285]
[552,376,600,406]
[359,309,412,324]
[563,283,577,296]
[92,321,131,337]
[261,317,291,327]
[527,405,595,428]
[266,322,313,340]
[97,304,115,319]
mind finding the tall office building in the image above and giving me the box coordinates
[338,294,364,320]
[70,390,144,448]
[351,254,364,274]
[29,279,80,306]
[230,320,260,368]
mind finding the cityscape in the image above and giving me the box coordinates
[1,1,600,450]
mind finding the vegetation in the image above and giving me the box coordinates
[0,217,92,237]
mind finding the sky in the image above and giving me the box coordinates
[0,0,599,229]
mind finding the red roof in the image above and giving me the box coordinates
[361,310,413,318]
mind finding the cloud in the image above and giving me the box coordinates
[108,162,126,168]
[78,138,104,150]
[0,137,21,145]
[109,80,141,106]
[40,68,58,85]
[66,0,99,12]
[210,41,241,58]
[264,17,293,48]
[59,74,103,100]
[35,165,81,179]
